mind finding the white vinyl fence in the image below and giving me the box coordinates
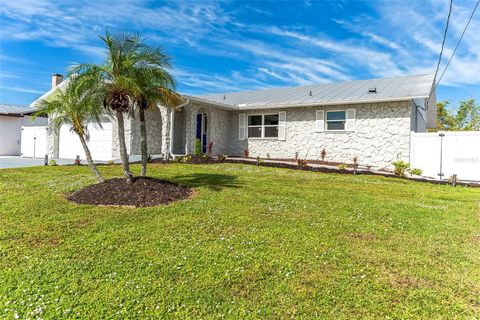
[21,126,48,158]
[410,131,480,182]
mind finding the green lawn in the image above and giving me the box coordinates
[1,163,479,319]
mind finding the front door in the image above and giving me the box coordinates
[196,113,207,153]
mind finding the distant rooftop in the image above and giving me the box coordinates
[188,74,434,110]
[0,104,32,116]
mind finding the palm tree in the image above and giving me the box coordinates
[72,31,145,183]
[34,78,105,183]
[133,67,182,176]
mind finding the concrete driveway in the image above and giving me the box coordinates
[0,156,73,169]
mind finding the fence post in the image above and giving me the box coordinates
[438,132,445,180]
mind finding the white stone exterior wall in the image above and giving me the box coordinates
[129,108,163,155]
[48,100,414,168]
[229,101,413,169]
[167,103,231,156]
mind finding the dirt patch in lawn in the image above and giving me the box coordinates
[68,177,192,207]
[344,233,377,241]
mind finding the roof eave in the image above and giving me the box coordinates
[184,95,238,111]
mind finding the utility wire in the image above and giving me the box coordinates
[435,0,480,88]
[427,0,453,106]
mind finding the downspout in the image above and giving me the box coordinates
[169,99,189,158]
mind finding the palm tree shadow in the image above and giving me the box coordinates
[170,173,240,191]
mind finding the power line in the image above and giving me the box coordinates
[427,0,453,106]
[432,0,453,88]
[436,0,480,88]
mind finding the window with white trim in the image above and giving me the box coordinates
[247,114,279,138]
[326,111,346,131]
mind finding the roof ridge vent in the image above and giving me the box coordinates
[368,87,377,94]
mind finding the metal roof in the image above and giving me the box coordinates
[191,74,434,110]
[0,104,33,116]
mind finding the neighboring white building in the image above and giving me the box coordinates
[34,74,436,169]
[0,104,48,156]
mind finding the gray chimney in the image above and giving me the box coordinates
[51,73,63,88]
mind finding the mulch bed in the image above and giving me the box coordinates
[224,158,480,188]
[186,156,219,164]
[150,156,219,165]
[68,177,192,207]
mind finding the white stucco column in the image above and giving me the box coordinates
[159,106,171,159]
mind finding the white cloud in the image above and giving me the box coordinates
[0,85,44,94]
[0,0,478,99]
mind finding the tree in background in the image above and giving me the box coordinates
[34,78,105,182]
[455,99,480,130]
[436,101,455,130]
[436,99,480,131]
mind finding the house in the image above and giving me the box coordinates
[33,74,436,169]
[0,104,48,156]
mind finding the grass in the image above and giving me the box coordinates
[0,163,479,319]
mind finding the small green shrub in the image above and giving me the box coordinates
[320,148,327,161]
[218,154,227,162]
[409,168,423,176]
[392,160,410,177]
[49,159,57,166]
[338,163,347,170]
[107,160,115,165]
[297,159,308,167]
[194,139,202,156]
[179,155,192,163]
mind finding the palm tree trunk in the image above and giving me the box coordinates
[139,108,148,176]
[116,111,134,183]
[78,133,105,183]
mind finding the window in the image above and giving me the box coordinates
[247,114,279,138]
[326,111,346,131]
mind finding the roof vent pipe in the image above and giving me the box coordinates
[309,91,312,96]
[223,95,226,99]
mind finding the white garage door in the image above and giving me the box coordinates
[21,126,48,158]
[59,122,112,161]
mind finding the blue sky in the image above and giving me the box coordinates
[0,0,479,109]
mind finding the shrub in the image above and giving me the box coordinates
[207,142,213,157]
[243,149,249,158]
[107,160,115,165]
[352,156,359,175]
[218,154,227,162]
[180,155,192,163]
[338,163,347,170]
[49,159,57,166]
[147,154,153,163]
[194,139,202,156]
[320,148,327,161]
[392,160,410,177]
[409,168,423,176]
[297,159,308,167]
